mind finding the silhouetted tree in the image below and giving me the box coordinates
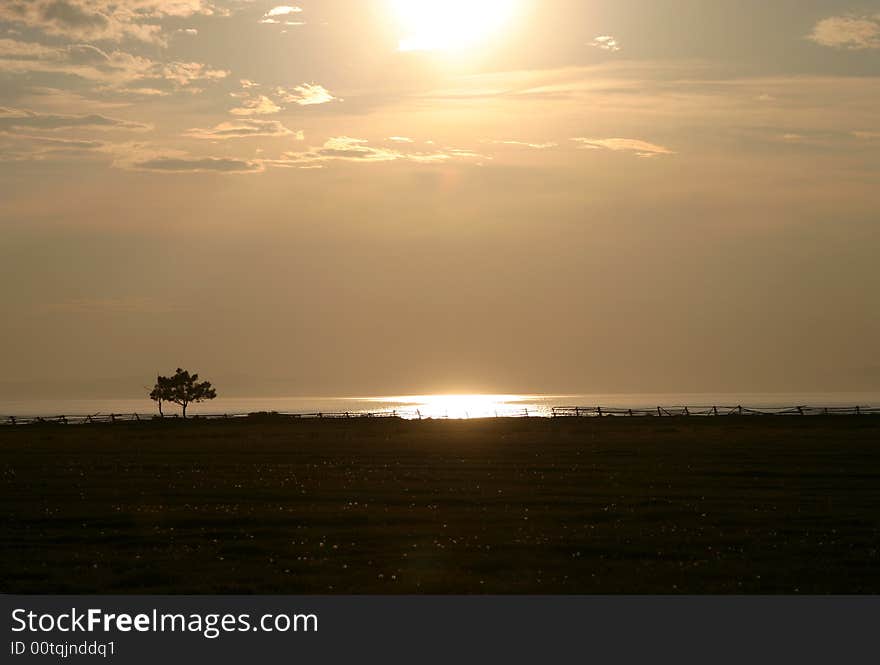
[149,375,172,417]
[149,368,217,418]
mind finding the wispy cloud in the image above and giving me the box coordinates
[591,35,621,52]
[809,15,880,49]
[229,94,282,116]
[125,155,265,174]
[0,131,108,161]
[271,136,487,167]
[0,0,222,46]
[289,136,402,163]
[185,119,302,140]
[159,61,229,87]
[260,5,304,25]
[275,83,338,106]
[1,133,104,149]
[485,139,558,149]
[0,39,153,83]
[572,137,674,157]
[0,106,149,131]
[0,38,228,92]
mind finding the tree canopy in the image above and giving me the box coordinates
[149,368,217,418]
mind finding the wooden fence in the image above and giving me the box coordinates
[1,411,410,426]
[550,405,879,417]
[2,404,878,425]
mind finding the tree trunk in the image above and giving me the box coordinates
[158,400,164,417]
[182,402,187,419]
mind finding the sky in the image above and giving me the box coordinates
[1,0,878,399]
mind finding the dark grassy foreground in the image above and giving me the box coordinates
[2,416,879,594]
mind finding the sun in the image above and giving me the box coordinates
[389,0,520,52]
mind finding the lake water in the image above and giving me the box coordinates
[2,392,879,420]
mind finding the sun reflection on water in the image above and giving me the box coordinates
[366,394,544,419]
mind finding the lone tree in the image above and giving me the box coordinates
[149,368,217,418]
[149,375,172,417]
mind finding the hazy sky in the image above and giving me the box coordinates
[1,0,878,398]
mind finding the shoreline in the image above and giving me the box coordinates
[3,403,879,425]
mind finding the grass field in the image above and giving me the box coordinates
[2,416,879,593]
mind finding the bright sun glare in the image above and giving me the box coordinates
[373,394,533,419]
[390,0,520,52]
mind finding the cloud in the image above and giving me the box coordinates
[126,155,265,173]
[230,94,281,115]
[159,61,228,87]
[809,15,880,50]
[185,119,302,139]
[0,38,154,83]
[572,137,674,157]
[485,139,558,149]
[388,136,414,143]
[591,35,621,52]
[0,106,149,131]
[0,1,224,45]
[260,5,304,25]
[0,131,108,161]
[0,38,58,59]
[112,86,170,97]
[852,130,880,140]
[264,5,301,17]
[0,1,151,45]
[275,83,338,106]
[1,132,104,149]
[0,38,228,92]
[101,141,269,174]
[306,136,400,162]
[270,136,487,167]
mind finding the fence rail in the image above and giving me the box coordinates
[550,405,879,418]
[0,411,414,426]
[1,405,878,426]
